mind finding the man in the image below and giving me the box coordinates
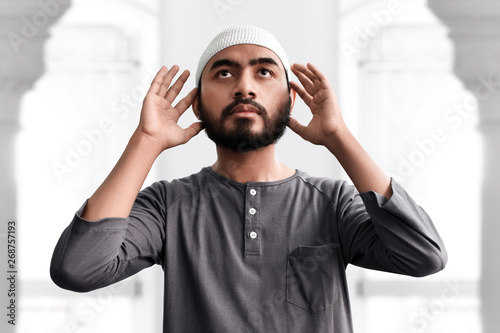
[51,25,447,332]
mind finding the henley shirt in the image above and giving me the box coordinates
[50,167,447,333]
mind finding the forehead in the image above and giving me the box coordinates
[203,44,284,73]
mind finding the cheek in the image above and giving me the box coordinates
[201,85,229,109]
[264,89,289,110]
[199,95,217,115]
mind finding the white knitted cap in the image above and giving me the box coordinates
[195,25,289,86]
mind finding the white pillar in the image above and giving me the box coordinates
[428,1,500,332]
[0,1,69,331]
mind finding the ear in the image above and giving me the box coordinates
[192,92,201,119]
[289,87,297,115]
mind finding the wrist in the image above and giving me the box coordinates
[130,129,165,158]
[324,124,352,153]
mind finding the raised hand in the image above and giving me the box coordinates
[289,62,392,198]
[288,63,346,147]
[137,65,203,153]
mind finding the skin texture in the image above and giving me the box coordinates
[196,83,292,152]
[192,44,296,182]
[81,44,391,221]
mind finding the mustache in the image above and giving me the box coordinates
[220,98,267,120]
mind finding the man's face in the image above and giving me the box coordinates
[195,44,293,152]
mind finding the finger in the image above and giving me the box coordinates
[290,81,313,106]
[158,65,180,98]
[291,63,315,81]
[174,87,198,117]
[287,117,308,139]
[180,121,204,144]
[293,70,316,97]
[291,64,316,96]
[294,63,325,92]
[305,63,332,92]
[306,63,328,82]
[305,63,339,105]
[165,69,190,102]
[147,66,168,95]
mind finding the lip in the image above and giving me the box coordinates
[230,104,260,115]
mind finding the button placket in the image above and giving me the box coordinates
[244,185,261,256]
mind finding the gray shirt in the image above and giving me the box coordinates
[50,167,447,332]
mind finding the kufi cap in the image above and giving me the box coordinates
[195,25,289,86]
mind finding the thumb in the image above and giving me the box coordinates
[182,121,204,143]
[287,117,307,139]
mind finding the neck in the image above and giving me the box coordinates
[212,144,295,183]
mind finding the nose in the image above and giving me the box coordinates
[232,71,256,99]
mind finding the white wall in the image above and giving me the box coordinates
[338,0,481,331]
[16,0,163,332]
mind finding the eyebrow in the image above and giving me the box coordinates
[209,59,241,72]
[249,57,279,67]
[209,57,280,72]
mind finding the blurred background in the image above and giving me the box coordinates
[1,0,498,332]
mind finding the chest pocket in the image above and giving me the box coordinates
[286,243,341,313]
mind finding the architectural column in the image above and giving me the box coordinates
[428,1,500,332]
[0,1,69,331]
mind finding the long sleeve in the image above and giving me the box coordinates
[337,178,447,277]
[50,181,167,292]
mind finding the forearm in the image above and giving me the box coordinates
[341,180,447,277]
[50,213,130,291]
[326,127,392,199]
[82,131,163,221]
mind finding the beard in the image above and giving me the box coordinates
[198,95,292,153]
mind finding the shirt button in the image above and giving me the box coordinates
[250,189,257,196]
[249,208,256,215]
[249,231,258,239]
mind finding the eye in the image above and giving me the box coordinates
[258,68,272,77]
[216,70,233,78]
